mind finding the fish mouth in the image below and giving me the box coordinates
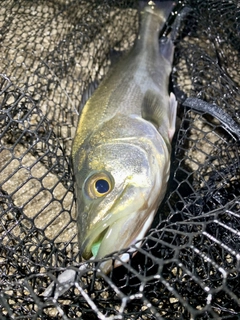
[80,185,154,263]
[80,226,110,260]
[88,227,109,258]
[80,206,156,275]
[80,210,154,262]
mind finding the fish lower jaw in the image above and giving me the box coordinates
[113,209,156,269]
[83,208,156,273]
[95,237,143,272]
[81,227,109,260]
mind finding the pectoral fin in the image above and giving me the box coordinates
[168,92,177,140]
[141,90,163,129]
[141,90,177,140]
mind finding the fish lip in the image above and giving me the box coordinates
[80,224,110,260]
[81,206,157,273]
[80,209,144,261]
[80,208,134,260]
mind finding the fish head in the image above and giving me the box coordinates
[74,132,170,273]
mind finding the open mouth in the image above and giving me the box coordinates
[90,228,109,258]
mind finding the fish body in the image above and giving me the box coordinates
[72,2,177,273]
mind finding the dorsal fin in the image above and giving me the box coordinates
[79,80,99,115]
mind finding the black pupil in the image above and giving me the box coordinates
[95,179,110,194]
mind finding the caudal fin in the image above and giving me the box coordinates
[139,1,176,21]
[138,1,176,43]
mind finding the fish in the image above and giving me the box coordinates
[72,1,177,274]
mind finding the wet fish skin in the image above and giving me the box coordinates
[72,2,177,274]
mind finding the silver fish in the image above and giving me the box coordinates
[72,1,177,273]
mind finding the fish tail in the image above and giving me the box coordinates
[138,1,176,49]
[140,1,176,27]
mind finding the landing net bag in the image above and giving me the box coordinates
[0,0,240,319]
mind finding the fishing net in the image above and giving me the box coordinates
[1,0,240,319]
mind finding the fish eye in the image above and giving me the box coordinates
[95,179,109,194]
[85,172,113,199]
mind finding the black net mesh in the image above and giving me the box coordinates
[1,0,240,319]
